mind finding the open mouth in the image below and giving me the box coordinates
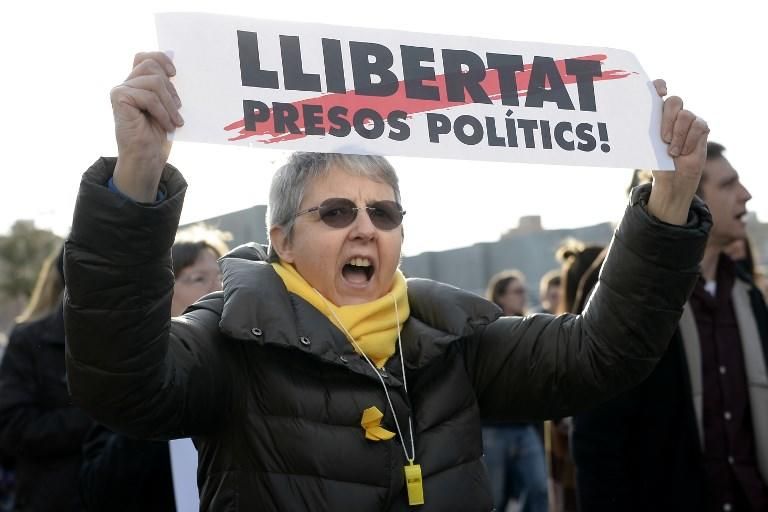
[342,257,375,284]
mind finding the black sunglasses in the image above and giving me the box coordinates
[293,197,406,230]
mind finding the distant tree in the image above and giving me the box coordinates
[0,220,62,303]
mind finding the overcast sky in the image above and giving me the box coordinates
[1,0,765,256]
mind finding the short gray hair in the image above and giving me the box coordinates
[266,152,401,261]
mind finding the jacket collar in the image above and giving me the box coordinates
[216,245,501,378]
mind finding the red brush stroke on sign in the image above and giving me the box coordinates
[223,54,632,144]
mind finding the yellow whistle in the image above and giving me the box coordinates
[404,462,425,506]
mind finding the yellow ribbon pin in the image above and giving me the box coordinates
[361,406,396,441]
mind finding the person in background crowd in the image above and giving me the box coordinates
[572,143,768,512]
[0,335,12,512]
[543,241,606,512]
[169,225,231,317]
[488,270,529,318]
[63,52,711,511]
[556,242,606,316]
[756,270,768,301]
[0,465,11,512]
[0,245,94,511]
[723,237,768,301]
[79,225,230,512]
[534,270,562,315]
[482,270,549,512]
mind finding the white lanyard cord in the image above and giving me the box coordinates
[314,289,415,463]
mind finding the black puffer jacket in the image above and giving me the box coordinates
[79,424,176,512]
[64,157,710,511]
[0,306,93,511]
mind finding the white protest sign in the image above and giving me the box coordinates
[156,12,673,170]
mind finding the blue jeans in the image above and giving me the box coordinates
[482,425,548,512]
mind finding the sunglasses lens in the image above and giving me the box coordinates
[318,198,357,228]
[368,201,404,230]
[312,198,405,230]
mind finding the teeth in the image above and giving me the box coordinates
[349,257,372,267]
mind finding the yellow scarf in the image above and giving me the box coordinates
[271,262,410,368]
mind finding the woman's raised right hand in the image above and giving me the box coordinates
[111,52,184,202]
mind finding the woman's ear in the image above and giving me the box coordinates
[269,226,294,263]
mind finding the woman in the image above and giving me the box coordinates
[481,270,548,512]
[544,241,607,512]
[0,245,93,511]
[64,52,711,511]
[79,226,230,511]
[486,270,529,316]
[169,225,231,317]
[557,242,607,316]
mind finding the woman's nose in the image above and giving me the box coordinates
[349,208,377,239]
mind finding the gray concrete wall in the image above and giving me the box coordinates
[181,205,269,249]
[402,223,615,304]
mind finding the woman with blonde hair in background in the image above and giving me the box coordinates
[0,244,94,511]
